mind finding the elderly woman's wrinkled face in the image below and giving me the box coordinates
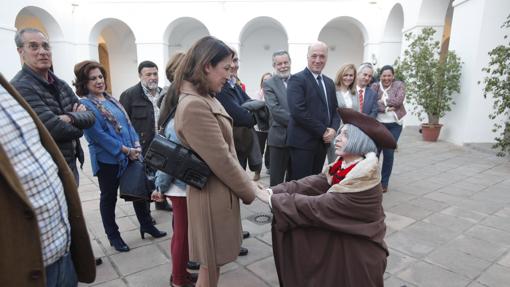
[335,126,348,156]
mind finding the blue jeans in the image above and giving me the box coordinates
[45,253,77,287]
[381,122,402,188]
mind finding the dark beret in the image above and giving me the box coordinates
[337,107,397,149]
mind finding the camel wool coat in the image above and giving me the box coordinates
[174,81,256,283]
[0,73,95,286]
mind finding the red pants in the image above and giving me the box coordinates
[168,196,189,285]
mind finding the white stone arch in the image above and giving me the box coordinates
[164,17,210,61]
[15,6,66,75]
[239,16,288,98]
[318,16,367,80]
[380,3,404,67]
[89,18,138,98]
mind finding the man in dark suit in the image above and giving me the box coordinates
[286,42,340,180]
[264,50,292,186]
[356,62,378,118]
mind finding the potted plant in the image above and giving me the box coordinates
[480,14,510,156]
[397,27,462,141]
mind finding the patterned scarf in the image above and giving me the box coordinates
[87,92,133,134]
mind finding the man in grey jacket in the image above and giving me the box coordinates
[263,50,292,186]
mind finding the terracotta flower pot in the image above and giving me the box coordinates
[421,123,443,142]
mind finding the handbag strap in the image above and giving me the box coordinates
[159,106,176,135]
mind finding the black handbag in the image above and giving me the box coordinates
[119,159,151,201]
[144,107,211,189]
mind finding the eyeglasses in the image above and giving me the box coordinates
[88,75,104,81]
[23,41,51,52]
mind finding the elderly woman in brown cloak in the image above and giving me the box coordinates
[256,108,396,287]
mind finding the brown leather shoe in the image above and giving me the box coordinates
[382,187,388,193]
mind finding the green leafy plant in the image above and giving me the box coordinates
[480,15,510,156]
[397,27,462,125]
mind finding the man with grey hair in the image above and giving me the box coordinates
[264,50,292,186]
[11,27,95,185]
[356,63,378,118]
[286,41,340,180]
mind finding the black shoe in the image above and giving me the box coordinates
[155,200,173,212]
[239,247,248,256]
[187,261,200,270]
[170,275,196,287]
[242,231,250,239]
[140,225,167,239]
[95,258,103,266]
[109,237,130,252]
[187,273,198,283]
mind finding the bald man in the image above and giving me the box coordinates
[286,42,340,180]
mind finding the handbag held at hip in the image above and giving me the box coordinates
[144,134,211,189]
[119,159,151,201]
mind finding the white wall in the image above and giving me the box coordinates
[1,0,507,146]
[443,0,510,144]
[240,26,287,98]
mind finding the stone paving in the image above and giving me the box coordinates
[78,127,510,287]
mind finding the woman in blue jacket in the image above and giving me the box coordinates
[73,60,166,252]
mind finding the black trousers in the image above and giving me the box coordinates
[97,162,152,240]
[268,146,290,186]
[288,144,328,181]
[256,131,270,169]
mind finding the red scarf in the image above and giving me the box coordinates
[328,158,358,185]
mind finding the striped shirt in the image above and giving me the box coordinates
[0,85,70,266]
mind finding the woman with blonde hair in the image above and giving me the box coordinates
[327,64,357,163]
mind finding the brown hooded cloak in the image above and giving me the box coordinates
[270,152,388,287]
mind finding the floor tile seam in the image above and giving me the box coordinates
[465,260,510,286]
[464,224,510,250]
[421,256,490,281]
[477,220,510,236]
[385,274,417,287]
[115,262,170,285]
[393,259,469,285]
[245,256,278,287]
[221,265,273,287]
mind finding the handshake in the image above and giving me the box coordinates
[254,182,271,204]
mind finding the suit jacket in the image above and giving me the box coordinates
[286,68,340,150]
[360,87,379,118]
[0,73,95,286]
[264,76,290,147]
[120,82,156,153]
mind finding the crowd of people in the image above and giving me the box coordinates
[0,27,407,287]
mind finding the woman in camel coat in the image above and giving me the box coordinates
[172,36,258,287]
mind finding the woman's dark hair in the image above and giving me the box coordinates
[173,36,234,96]
[165,52,186,82]
[379,65,394,76]
[73,60,108,97]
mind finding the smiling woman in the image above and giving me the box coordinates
[73,60,167,254]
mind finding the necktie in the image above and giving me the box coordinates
[359,88,364,112]
[317,75,330,120]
